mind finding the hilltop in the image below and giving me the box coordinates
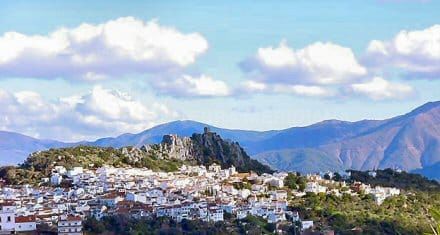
[0,129,272,184]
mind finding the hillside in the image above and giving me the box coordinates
[348,168,440,192]
[0,129,272,184]
[317,101,440,171]
[254,101,440,178]
[254,148,343,173]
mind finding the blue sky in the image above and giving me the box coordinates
[0,0,439,141]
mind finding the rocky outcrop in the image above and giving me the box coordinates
[142,128,273,174]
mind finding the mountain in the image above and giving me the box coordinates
[89,120,278,150]
[412,162,440,181]
[0,121,276,166]
[254,101,440,178]
[253,148,343,173]
[0,131,68,165]
[1,101,439,180]
[243,119,385,154]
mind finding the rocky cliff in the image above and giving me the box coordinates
[143,127,273,174]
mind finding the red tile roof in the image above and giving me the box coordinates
[15,215,36,223]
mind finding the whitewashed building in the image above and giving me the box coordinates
[0,201,15,233]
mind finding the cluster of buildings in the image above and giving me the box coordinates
[0,164,401,234]
[351,181,401,205]
[0,164,295,233]
[300,173,400,205]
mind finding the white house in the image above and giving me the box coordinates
[208,164,221,173]
[67,167,84,177]
[267,212,286,223]
[270,190,288,200]
[58,215,83,235]
[305,182,327,194]
[268,178,284,188]
[207,205,223,222]
[0,201,15,232]
[51,174,63,185]
[368,171,377,178]
[15,215,36,232]
[53,166,67,175]
[302,220,314,230]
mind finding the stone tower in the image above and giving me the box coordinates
[204,126,211,134]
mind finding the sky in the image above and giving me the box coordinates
[0,0,439,142]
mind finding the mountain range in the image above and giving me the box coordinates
[1,101,439,180]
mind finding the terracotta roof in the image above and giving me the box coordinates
[15,215,36,223]
[0,201,15,206]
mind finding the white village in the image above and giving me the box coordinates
[0,161,400,234]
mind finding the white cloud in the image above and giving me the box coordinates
[348,76,415,100]
[0,17,208,80]
[241,40,367,85]
[273,85,333,97]
[153,74,230,97]
[238,39,421,100]
[241,81,268,92]
[0,86,179,141]
[365,24,440,79]
[239,81,332,97]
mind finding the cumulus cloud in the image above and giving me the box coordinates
[238,39,419,100]
[153,74,230,97]
[365,25,440,79]
[238,40,368,98]
[347,76,415,100]
[0,17,208,80]
[0,86,179,141]
[241,40,367,85]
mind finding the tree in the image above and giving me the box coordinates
[84,217,106,234]
[285,173,298,189]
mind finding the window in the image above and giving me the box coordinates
[7,216,11,222]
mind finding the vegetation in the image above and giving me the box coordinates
[288,191,440,234]
[283,169,440,234]
[84,216,231,235]
[0,146,185,185]
[284,172,306,191]
[349,168,440,192]
[83,214,296,235]
[428,208,440,235]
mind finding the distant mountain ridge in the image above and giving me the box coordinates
[255,101,440,179]
[1,101,440,180]
[0,131,67,165]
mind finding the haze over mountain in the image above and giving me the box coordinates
[255,101,440,179]
[0,131,67,165]
[1,101,439,180]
